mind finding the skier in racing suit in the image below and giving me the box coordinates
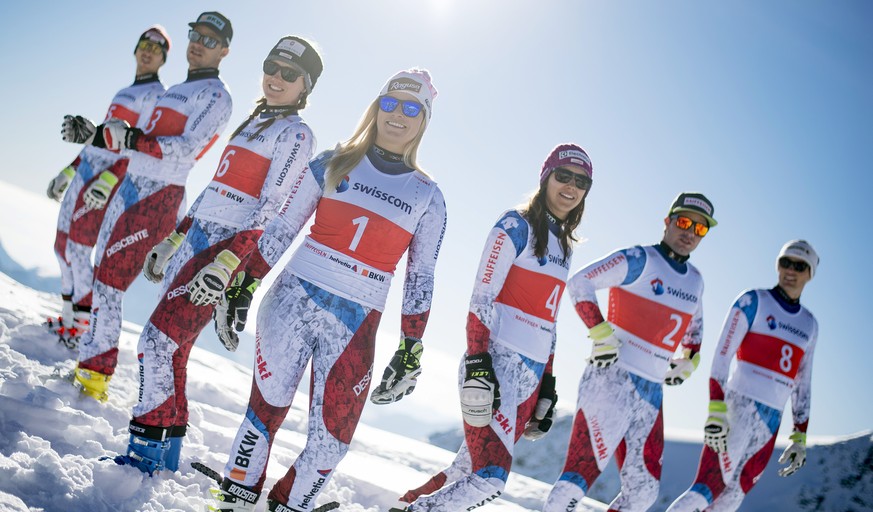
[112,36,323,477]
[394,144,594,512]
[210,69,446,512]
[544,192,717,512]
[666,240,819,512]
[46,25,169,343]
[61,11,234,402]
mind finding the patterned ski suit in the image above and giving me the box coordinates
[666,288,818,512]
[402,210,571,511]
[545,244,705,512]
[55,74,165,309]
[221,146,447,508]
[130,109,315,431]
[77,68,231,377]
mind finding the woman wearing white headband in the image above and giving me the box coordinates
[210,69,447,512]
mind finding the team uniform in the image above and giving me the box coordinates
[219,145,446,508]
[545,244,705,512]
[54,75,165,321]
[76,68,231,377]
[129,109,314,438]
[667,288,818,511]
[401,210,571,511]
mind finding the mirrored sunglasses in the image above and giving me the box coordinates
[137,40,164,55]
[778,257,809,272]
[552,167,592,190]
[673,215,709,237]
[262,60,305,83]
[188,29,220,49]
[379,95,423,118]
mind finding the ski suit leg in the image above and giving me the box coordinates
[605,374,663,512]
[408,344,543,512]
[78,176,184,376]
[54,173,85,298]
[132,222,238,427]
[544,365,637,512]
[258,275,380,508]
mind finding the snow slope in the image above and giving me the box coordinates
[0,272,610,512]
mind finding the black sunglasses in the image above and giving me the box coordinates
[778,257,809,272]
[263,60,305,83]
[552,167,592,190]
[188,29,221,49]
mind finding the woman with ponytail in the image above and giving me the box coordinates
[393,144,594,512]
[112,36,324,477]
[207,69,446,511]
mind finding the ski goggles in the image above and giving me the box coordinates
[552,167,592,191]
[188,29,221,49]
[137,40,164,55]
[778,257,809,272]
[263,60,306,83]
[379,95,423,118]
[672,215,709,237]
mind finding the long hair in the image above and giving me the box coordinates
[228,92,308,142]
[323,98,429,194]
[520,180,586,259]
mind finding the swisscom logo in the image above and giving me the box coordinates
[336,176,350,193]
[767,315,777,330]
[651,278,665,295]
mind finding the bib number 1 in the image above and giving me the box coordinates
[349,216,369,252]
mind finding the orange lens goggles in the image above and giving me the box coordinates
[673,216,709,237]
[137,40,164,55]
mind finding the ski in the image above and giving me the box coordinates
[191,462,340,512]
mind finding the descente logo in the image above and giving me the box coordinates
[107,229,149,257]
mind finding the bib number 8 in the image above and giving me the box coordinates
[780,344,794,373]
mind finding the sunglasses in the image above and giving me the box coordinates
[673,215,709,237]
[137,40,164,55]
[552,167,592,190]
[778,257,809,272]
[379,95,423,118]
[188,29,221,49]
[263,60,305,83]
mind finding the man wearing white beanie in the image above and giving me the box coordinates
[667,239,820,511]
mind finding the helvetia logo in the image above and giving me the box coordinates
[651,278,665,295]
[767,315,777,330]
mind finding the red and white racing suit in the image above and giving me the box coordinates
[130,108,315,433]
[77,68,231,377]
[220,146,447,508]
[402,210,571,511]
[55,74,165,311]
[545,244,705,512]
[667,287,817,512]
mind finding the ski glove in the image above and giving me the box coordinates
[370,337,424,404]
[188,249,241,306]
[47,165,76,201]
[704,400,729,452]
[523,373,557,441]
[460,352,501,427]
[97,119,133,151]
[778,431,807,477]
[83,171,119,210]
[588,321,621,368]
[61,115,97,145]
[213,272,260,352]
[143,231,185,283]
[664,349,701,386]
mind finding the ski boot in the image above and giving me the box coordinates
[208,479,261,512]
[164,425,186,472]
[108,422,171,476]
[72,365,111,402]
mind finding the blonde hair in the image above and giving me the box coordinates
[323,98,429,194]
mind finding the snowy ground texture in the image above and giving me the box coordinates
[0,272,610,512]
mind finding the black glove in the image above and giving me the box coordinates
[213,272,259,351]
[460,352,501,427]
[369,337,424,404]
[523,373,557,440]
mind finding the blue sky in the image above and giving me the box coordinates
[1,1,871,440]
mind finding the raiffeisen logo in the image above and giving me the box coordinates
[336,176,350,193]
[651,278,665,295]
[767,315,777,330]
